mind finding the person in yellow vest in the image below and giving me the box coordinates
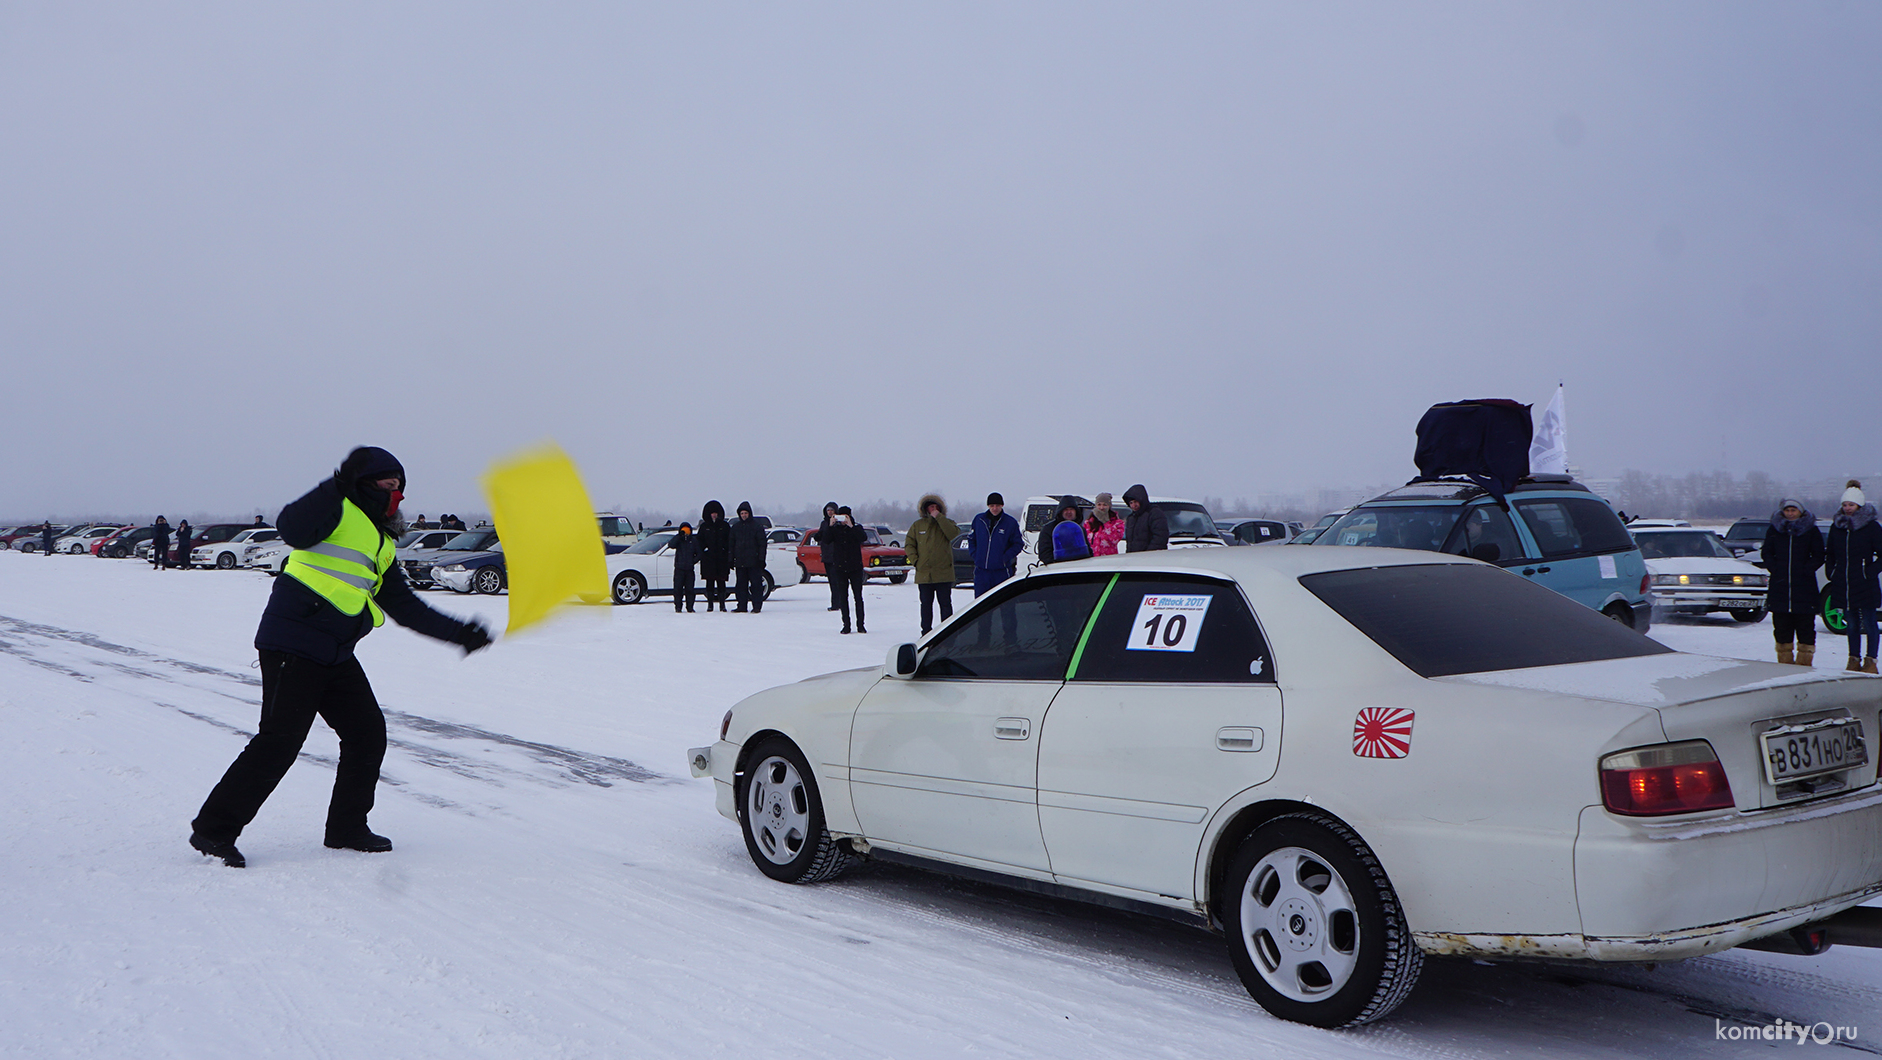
[188,447,492,868]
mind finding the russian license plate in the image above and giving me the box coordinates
[1761,718,1868,785]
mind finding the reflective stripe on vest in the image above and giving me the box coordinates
[283,499,394,626]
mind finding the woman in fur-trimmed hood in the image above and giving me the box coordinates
[1762,498,1824,666]
[906,493,960,635]
[1827,480,1882,672]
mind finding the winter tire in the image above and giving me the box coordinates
[761,571,776,599]
[216,552,236,569]
[20,542,35,553]
[69,543,86,555]
[473,567,505,595]
[1601,603,1635,628]
[1728,608,1766,624]
[737,736,855,885]
[888,572,907,584]
[612,571,647,605]
[1223,812,1421,1028]
[798,562,813,585]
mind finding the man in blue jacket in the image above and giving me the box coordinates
[965,493,1023,597]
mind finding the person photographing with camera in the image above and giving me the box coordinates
[815,505,868,634]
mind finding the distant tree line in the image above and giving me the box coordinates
[1608,470,1880,521]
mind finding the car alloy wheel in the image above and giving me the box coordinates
[737,736,855,885]
[474,567,504,594]
[761,571,776,599]
[216,552,236,569]
[1224,812,1420,1028]
[612,571,646,605]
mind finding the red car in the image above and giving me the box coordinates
[136,523,252,567]
[795,525,911,584]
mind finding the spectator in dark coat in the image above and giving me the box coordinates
[671,522,698,612]
[150,517,170,570]
[1827,480,1882,673]
[964,493,1024,596]
[730,501,769,613]
[1038,497,1090,565]
[696,500,733,612]
[815,506,868,633]
[39,521,54,557]
[817,501,841,611]
[174,521,193,570]
[1122,484,1169,552]
[1762,499,1825,666]
[188,445,492,868]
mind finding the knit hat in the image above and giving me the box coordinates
[987,492,1004,506]
[1844,480,1866,506]
[837,505,853,517]
[339,446,404,488]
[1094,491,1113,506]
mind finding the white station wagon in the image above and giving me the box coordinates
[689,547,1882,1027]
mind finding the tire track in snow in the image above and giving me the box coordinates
[0,614,668,801]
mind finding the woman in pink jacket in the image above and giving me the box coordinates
[1084,492,1127,556]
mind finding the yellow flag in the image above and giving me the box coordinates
[480,442,609,635]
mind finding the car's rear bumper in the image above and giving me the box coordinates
[1566,785,1882,958]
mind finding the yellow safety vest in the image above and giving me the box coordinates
[283,498,395,626]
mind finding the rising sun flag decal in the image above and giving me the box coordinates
[1353,707,1415,759]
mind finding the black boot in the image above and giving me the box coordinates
[190,832,246,868]
[324,829,393,853]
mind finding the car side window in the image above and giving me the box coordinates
[1071,574,1276,683]
[1441,506,1523,564]
[917,574,1110,680]
[1514,498,1634,559]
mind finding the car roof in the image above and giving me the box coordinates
[1361,476,1592,504]
[1013,542,1477,582]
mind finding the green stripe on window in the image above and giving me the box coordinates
[1065,574,1118,681]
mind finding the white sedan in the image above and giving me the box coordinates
[606,528,802,605]
[1633,526,1770,622]
[194,527,278,570]
[688,546,1882,1028]
[54,525,125,554]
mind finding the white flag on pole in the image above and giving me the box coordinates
[1529,385,1567,475]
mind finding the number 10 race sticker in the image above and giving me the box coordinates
[1128,594,1212,652]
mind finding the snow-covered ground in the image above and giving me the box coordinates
[2,549,1878,1058]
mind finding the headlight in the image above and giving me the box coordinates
[440,563,466,572]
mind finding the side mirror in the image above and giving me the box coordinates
[887,642,919,679]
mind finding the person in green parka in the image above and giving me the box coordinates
[906,493,960,636]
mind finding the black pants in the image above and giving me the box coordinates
[918,582,953,634]
[827,566,843,609]
[1772,610,1817,646]
[735,565,766,611]
[704,576,727,608]
[192,650,387,841]
[674,569,695,611]
[832,569,865,629]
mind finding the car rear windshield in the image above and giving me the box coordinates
[1160,504,1217,537]
[1724,520,1766,542]
[1298,564,1671,678]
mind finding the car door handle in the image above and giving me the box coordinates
[1535,566,1550,574]
[1217,727,1264,752]
[994,718,1031,740]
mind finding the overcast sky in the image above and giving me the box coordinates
[3,2,1877,521]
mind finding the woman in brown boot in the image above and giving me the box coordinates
[1761,499,1824,665]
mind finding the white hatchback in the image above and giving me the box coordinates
[690,547,1882,1027]
[606,528,803,605]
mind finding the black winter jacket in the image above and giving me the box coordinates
[815,521,866,574]
[1827,507,1882,612]
[254,476,480,665]
[671,531,698,575]
[696,503,733,580]
[730,516,769,568]
[1762,514,1826,614]
[1122,484,1169,552]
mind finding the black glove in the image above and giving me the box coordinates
[458,620,493,656]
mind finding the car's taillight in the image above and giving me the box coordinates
[720,710,734,740]
[1600,740,1734,816]
[1640,573,1651,595]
